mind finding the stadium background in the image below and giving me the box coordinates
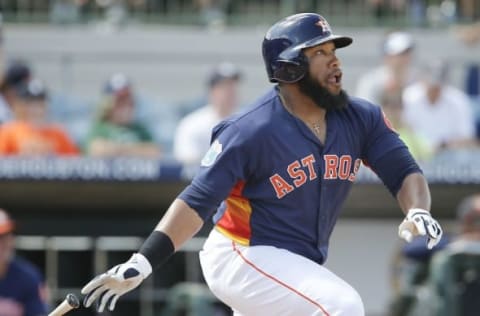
[1,1,479,315]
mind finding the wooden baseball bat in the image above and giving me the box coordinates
[48,293,80,316]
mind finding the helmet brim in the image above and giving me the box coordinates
[279,34,353,61]
[304,34,353,49]
[331,35,353,48]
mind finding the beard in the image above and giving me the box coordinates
[297,73,349,111]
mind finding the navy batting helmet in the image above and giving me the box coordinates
[262,13,353,83]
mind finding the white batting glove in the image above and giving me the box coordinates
[81,253,152,312]
[398,208,443,249]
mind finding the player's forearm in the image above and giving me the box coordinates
[136,199,204,271]
[154,198,204,250]
[396,172,431,215]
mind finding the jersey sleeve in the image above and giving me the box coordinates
[178,121,253,220]
[362,105,422,196]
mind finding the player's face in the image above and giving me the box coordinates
[303,42,343,95]
[297,42,348,111]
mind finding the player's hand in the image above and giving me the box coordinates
[398,208,443,249]
[81,253,152,312]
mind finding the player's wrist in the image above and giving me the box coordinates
[138,230,175,272]
[406,208,430,217]
[129,253,153,278]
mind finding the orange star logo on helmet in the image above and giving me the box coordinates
[316,19,331,33]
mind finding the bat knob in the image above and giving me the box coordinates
[66,293,80,308]
[48,293,80,316]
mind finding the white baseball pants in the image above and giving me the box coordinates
[199,229,365,316]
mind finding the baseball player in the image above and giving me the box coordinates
[82,13,443,316]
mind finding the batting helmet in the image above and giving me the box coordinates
[262,13,353,83]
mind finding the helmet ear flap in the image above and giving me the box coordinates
[272,54,308,83]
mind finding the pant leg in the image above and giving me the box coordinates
[199,229,365,316]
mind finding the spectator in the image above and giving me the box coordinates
[426,194,480,316]
[49,0,88,24]
[456,0,480,22]
[380,92,433,162]
[173,62,241,166]
[0,61,31,125]
[390,194,480,316]
[85,73,161,158]
[452,194,480,246]
[388,234,449,316]
[368,0,407,24]
[94,0,145,32]
[0,208,48,316]
[0,14,4,87]
[194,0,228,29]
[455,21,480,46]
[454,21,480,138]
[355,31,416,105]
[0,79,79,156]
[402,59,476,152]
[408,0,427,27]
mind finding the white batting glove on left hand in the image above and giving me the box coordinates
[398,208,443,249]
[81,253,152,312]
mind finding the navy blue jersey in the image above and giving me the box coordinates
[179,87,420,264]
[0,257,48,316]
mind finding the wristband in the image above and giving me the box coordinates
[139,230,175,270]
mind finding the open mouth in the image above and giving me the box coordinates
[327,71,342,86]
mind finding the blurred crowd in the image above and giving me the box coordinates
[0,209,49,316]
[0,2,479,167]
[0,58,243,166]
[356,29,480,163]
[0,29,479,167]
[1,0,478,30]
[389,193,480,316]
